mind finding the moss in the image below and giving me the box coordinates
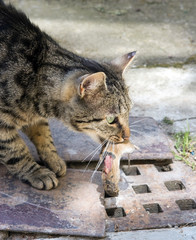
[142,62,184,69]
[137,54,196,69]
[185,54,196,65]
[172,62,184,68]
[163,117,174,125]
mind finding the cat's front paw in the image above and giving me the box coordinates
[44,156,67,177]
[23,167,59,190]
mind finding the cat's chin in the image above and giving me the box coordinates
[120,140,135,155]
[112,140,135,155]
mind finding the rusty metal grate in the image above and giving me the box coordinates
[105,161,196,232]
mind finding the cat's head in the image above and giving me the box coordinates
[68,51,136,144]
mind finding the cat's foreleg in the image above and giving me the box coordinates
[0,130,58,189]
[24,119,66,177]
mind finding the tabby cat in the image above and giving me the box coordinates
[0,3,135,190]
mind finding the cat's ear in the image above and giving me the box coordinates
[78,72,107,98]
[111,51,136,74]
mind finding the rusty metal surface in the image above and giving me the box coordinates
[105,161,196,232]
[41,116,172,162]
[0,165,105,237]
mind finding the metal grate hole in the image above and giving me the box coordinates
[164,180,185,191]
[176,199,196,211]
[122,166,141,176]
[155,165,172,172]
[143,203,163,214]
[132,184,151,194]
[106,207,126,218]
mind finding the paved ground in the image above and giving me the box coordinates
[1,226,196,240]
[107,226,196,240]
[1,0,196,239]
[5,0,195,135]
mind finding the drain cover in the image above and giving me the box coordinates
[105,161,196,232]
[0,166,105,237]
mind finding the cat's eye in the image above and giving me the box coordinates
[106,115,116,124]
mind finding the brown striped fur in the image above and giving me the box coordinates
[0,3,135,190]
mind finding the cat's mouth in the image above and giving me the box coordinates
[103,152,115,174]
[100,140,135,175]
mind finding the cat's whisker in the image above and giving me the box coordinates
[90,159,104,182]
[90,158,102,182]
[81,144,103,163]
[99,140,109,162]
[82,147,103,174]
[82,139,108,174]
[101,140,110,164]
[112,141,115,154]
[131,129,142,135]
[82,139,107,163]
[129,124,141,128]
[130,118,145,125]
[134,144,140,151]
[90,141,111,182]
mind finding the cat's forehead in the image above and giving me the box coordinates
[102,87,130,116]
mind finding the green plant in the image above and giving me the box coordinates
[173,125,195,170]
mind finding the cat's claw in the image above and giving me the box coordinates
[23,167,59,190]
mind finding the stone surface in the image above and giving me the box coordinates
[7,233,99,240]
[106,226,196,240]
[0,166,105,238]
[125,65,196,124]
[5,0,196,66]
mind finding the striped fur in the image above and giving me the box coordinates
[0,3,134,189]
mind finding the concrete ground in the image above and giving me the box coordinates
[1,0,196,239]
[5,0,195,134]
[1,226,196,240]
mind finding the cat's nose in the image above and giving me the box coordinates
[122,127,130,141]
